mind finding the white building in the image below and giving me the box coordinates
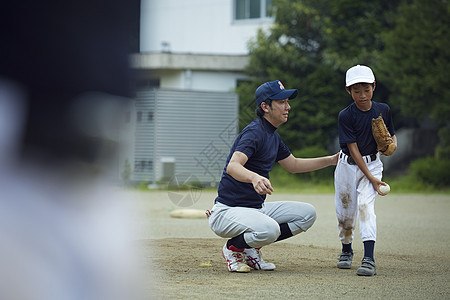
[122,0,274,186]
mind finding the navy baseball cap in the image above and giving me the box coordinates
[255,80,298,106]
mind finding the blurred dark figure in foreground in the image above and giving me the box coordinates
[0,1,151,300]
[0,1,136,164]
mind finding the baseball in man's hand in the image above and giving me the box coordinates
[379,184,390,194]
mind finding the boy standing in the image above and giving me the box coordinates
[334,65,397,276]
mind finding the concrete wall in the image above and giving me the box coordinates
[140,0,273,54]
[131,53,249,92]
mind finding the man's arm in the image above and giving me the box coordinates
[278,153,339,174]
[347,142,387,196]
[226,151,274,195]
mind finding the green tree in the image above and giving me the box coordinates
[320,0,400,71]
[237,0,401,152]
[379,0,450,158]
[379,0,450,126]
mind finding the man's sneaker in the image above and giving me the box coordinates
[222,243,251,272]
[243,248,276,271]
[357,257,377,276]
[337,251,353,269]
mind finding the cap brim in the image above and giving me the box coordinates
[270,89,298,100]
[346,78,375,87]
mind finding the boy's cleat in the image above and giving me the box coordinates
[356,257,377,276]
[337,251,353,269]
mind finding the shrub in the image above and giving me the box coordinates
[408,157,450,188]
[291,146,335,183]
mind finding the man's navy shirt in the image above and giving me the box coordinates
[338,101,395,156]
[215,117,291,208]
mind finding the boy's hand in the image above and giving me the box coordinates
[370,177,388,196]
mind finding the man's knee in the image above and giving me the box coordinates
[291,203,316,234]
[252,222,281,244]
[302,203,317,230]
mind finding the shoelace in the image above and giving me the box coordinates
[254,249,265,262]
[245,249,266,264]
[361,258,375,266]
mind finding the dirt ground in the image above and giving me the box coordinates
[130,190,450,299]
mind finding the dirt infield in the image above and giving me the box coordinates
[132,191,450,299]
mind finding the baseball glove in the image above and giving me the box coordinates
[372,114,396,156]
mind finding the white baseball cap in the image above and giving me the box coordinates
[345,65,375,87]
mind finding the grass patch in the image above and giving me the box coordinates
[268,164,335,193]
[270,178,335,194]
[139,166,450,194]
[384,174,450,194]
[269,164,450,194]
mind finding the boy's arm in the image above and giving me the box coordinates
[278,153,339,174]
[347,143,388,196]
[226,151,274,195]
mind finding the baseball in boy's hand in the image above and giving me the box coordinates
[379,184,390,194]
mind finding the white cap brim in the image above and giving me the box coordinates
[346,77,375,87]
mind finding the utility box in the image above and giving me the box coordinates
[161,157,175,181]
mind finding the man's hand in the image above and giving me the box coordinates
[330,152,339,166]
[226,151,274,195]
[252,175,274,195]
[279,152,340,174]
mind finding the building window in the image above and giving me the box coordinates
[137,111,142,122]
[135,78,160,89]
[134,160,153,172]
[234,0,272,20]
[134,160,141,172]
[148,112,153,121]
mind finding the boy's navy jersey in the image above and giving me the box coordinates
[338,101,395,156]
[215,117,291,209]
